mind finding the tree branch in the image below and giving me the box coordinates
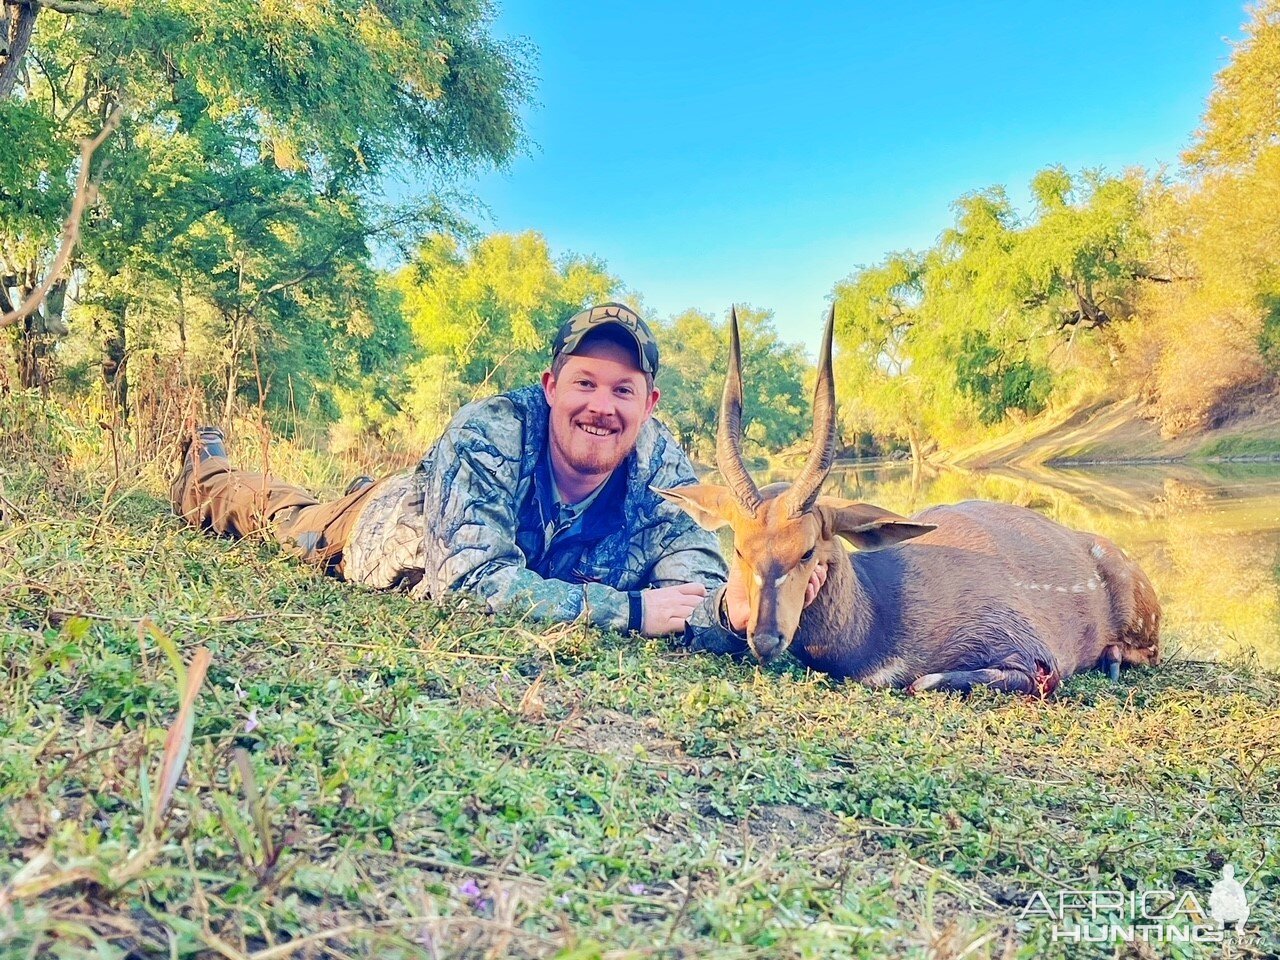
[31,0,107,14]
[0,103,123,330]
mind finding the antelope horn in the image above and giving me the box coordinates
[717,306,763,514]
[783,305,837,517]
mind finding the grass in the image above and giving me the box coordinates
[1194,435,1280,461]
[2,411,1279,958]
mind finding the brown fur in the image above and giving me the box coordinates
[659,486,1163,696]
[659,305,1162,695]
[794,499,1163,691]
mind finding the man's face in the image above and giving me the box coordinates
[542,339,659,484]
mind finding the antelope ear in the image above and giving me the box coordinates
[815,497,936,551]
[653,484,735,532]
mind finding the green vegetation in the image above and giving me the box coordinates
[1195,434,1280,461]
[2,420,1278,958]
[650,306,812,462]
[832,1,1280,461]
[6,4,1279,464]
[2,0,529,418]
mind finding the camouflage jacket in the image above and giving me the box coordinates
[342,385,739,648]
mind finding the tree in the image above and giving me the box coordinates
[396,232,618,396]
[1126,0,1280,434]
[652,305,811,462]
[833,169,1152,459]
[832,253,939,463]
[1185,0,1280,170]
[392,231,619,442]
[2,0,529,411]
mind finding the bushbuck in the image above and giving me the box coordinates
[657,308,1161,695]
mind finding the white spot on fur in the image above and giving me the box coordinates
[1029,583,1040,591]
[1087,578,1098,591]
[773,573,788,588]
[1072,583,1085,593]
[1056,586,1067,592]
[753,573,763,587]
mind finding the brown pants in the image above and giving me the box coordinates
[171,456,380,578]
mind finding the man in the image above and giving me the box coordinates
[174,302,793,646]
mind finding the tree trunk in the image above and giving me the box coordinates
[223,311,241,428]
[0,1,38,100]
[15,316,48,390]
[98,300,127,417]
[906,423,923,468]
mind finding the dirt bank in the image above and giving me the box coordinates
[949,395,1280,469]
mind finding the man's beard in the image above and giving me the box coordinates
[552,416,631,477]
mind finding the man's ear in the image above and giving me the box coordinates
[653,484,735,531]
[815,497,936,551]
[541,369,555,405]
[644,385,660,419]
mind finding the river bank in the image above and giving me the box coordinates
[939,395,1280,469]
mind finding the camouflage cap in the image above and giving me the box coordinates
[550,302,659,377]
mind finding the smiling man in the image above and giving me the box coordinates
[173,302,749,643]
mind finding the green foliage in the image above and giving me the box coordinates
[0,100,71,248]
[2,436,1278,957]
[1122,0,1280,437]
[388,231,619,444]
[652,306,812,461]
[2,0,528,420]
[834,169,1150,458]
[1185,0,1280,169]
[954,329,1050,426]
[828,4,1280,456]
[397,231,618,396]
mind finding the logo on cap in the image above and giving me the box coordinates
[552,302,659,376]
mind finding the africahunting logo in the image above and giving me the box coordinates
[1020,864,1254,945]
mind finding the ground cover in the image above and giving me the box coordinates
[2,435,1277,958]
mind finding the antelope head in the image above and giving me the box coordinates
[657,306,934,663]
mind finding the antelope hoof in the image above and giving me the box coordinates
[907,673,944,695]
[1103,644,1122,682]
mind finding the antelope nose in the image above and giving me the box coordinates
[751,632,785,663]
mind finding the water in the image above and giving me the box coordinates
[741,460,1280,667]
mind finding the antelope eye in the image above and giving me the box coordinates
[801,547,815,563]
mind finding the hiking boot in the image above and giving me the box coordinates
[182,426,227,464]
[343,475,375,496]
[172,426,227,517]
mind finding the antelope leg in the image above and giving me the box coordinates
[907,668,1041,696]
[1102,644,1122,682]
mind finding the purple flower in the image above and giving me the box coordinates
[458,879,481,900]
[628,883,646,896]
[244,709,259,734]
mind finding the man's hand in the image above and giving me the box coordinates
[723,561,829,634]
[642,582,708,636]
[805,561,829,607]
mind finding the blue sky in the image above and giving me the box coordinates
[453,1,1248,355]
